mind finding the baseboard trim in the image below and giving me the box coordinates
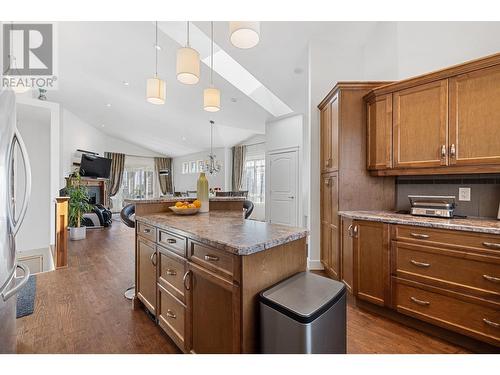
[307,259,324,270]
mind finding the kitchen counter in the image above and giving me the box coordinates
[136,210,308,255]
[124,196,246,204]
[339,210,500,235]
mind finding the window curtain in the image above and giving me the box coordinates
[104,152,125,206]
[154,157,173,195]
[232,145,247,191]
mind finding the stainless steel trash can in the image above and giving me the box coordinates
[259,272,346,354]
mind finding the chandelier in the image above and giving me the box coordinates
[204,120,221,175]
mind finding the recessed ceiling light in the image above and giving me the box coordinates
[294,68,303,74]
[101,124,105,127]
[122,81,130,86]
[154,44,162,51]
[230,97,237,103]
[181,136,187,141]
[105,103,112,108]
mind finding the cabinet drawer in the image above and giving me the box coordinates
[158,283,186,351]
[137,222,156,242]
[158,229,187,257]
[189,241,236,281]
[158,245,187,303]
[395,242,500,300]
[395,225,500,253]
[395,280,500,346]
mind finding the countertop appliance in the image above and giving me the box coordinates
[0,89,32,353]
[408,195,456,218]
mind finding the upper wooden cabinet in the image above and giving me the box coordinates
[449,64,500,166]
[365,52,500,176]
[393,80,448,169]
[320,94,339,173]
[367,93,393,170]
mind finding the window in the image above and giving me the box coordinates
[122,167,155,200]
[242,158,265,203]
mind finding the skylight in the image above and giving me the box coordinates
[159,22,293,117]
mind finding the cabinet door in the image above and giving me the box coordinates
[393,80,448,168]
[340,217,353,292]
[187,262,241,354]
[449,64,500,166]
[320,94,339,173]
[320,173,339,279]
[367,94,393,170]
[136,237,157,315]
[353,220,390,306]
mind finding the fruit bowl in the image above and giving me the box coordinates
[169,206,200,215]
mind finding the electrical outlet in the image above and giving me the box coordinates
[458,187,471,201]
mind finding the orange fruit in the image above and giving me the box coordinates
[175,201,183,208]
[193,199,202,208]
[188,203,196,208]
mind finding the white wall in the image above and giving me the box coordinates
[60,108,164,187]
[172,148,228,192]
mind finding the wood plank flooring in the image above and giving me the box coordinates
[16,221,469,354]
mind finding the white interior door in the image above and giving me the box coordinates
[269,150,298,226]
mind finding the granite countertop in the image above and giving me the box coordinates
[339,210,500,235]
[135,210,309,255]
[125,196,246,204]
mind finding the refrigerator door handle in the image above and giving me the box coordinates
[8,129,32,236]
[1,263,30,301]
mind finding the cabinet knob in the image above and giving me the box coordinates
[440,144,447,159]
[204,254,219,262]
[166,309,177,319]
[166,269,177,276]
[166,238,177,244]
[450,144,456,158]
[143,228,151,234]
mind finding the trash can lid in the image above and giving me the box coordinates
[260,272,346,324]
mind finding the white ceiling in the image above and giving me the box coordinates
[47,21,378,157]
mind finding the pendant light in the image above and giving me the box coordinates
[146,21,166,105]
[176,22,200,85]
[204,120,221,175]
[203,22,221,112]
[229,22,260,49]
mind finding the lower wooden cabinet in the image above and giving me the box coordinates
[187,262,241,354]
[340,217,354,292]
[352,220,391,306]
[136,237,157,315]
[320,172,339,279]
[157,283,187,351]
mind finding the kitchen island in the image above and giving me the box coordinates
[133,207,308,354]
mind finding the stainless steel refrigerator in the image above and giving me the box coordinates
[0,89,32,353]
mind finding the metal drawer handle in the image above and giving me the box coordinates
[450,144,456,158]
[483,318,499,329]
[166,269,177,276]
[410,296,431,306]
[483,274,500,283]
[150,252,157,266]
[183,270,192,290]
[347,224,354,238]
[166,309,176,319]
[440,144,446,159]
[204,254,219,262]
[410,233,430,239]
[482,242,500,250]
[352,225,358,238]
[410,259,431,268]
[143,228,151,234]
[166,238,177,244]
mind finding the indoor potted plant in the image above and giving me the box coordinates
[67,172,92,240]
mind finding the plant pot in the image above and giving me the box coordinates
[69,226,86,241]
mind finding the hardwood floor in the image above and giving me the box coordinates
[16,221,469,354]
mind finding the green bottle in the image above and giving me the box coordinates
[197,172,209,213]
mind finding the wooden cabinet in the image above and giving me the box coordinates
[449,64,500,166]
[136,237,157,315]
[353,220,390,306]
[320,94,339,173]
[366,52,500,176]
[157,283,188,351]
[393,80,448,169]
[367,93,393,170]
[318,83,395,285]
[340,217,354,292]
[187,262,241,354]
[320,173,339,279]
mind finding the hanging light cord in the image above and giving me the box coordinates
[155,21,158,77]
[210,120,214,155]
[187,21,190,47]
[210,21,214,85]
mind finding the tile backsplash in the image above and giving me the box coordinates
[396,174,500,218]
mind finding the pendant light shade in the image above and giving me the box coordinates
[146,76,166,105]
[146,22,166,105]
[176,47,200,84]
[229,21,260,49]
[203,87,220,112]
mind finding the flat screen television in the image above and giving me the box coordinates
[79,154,112,179]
